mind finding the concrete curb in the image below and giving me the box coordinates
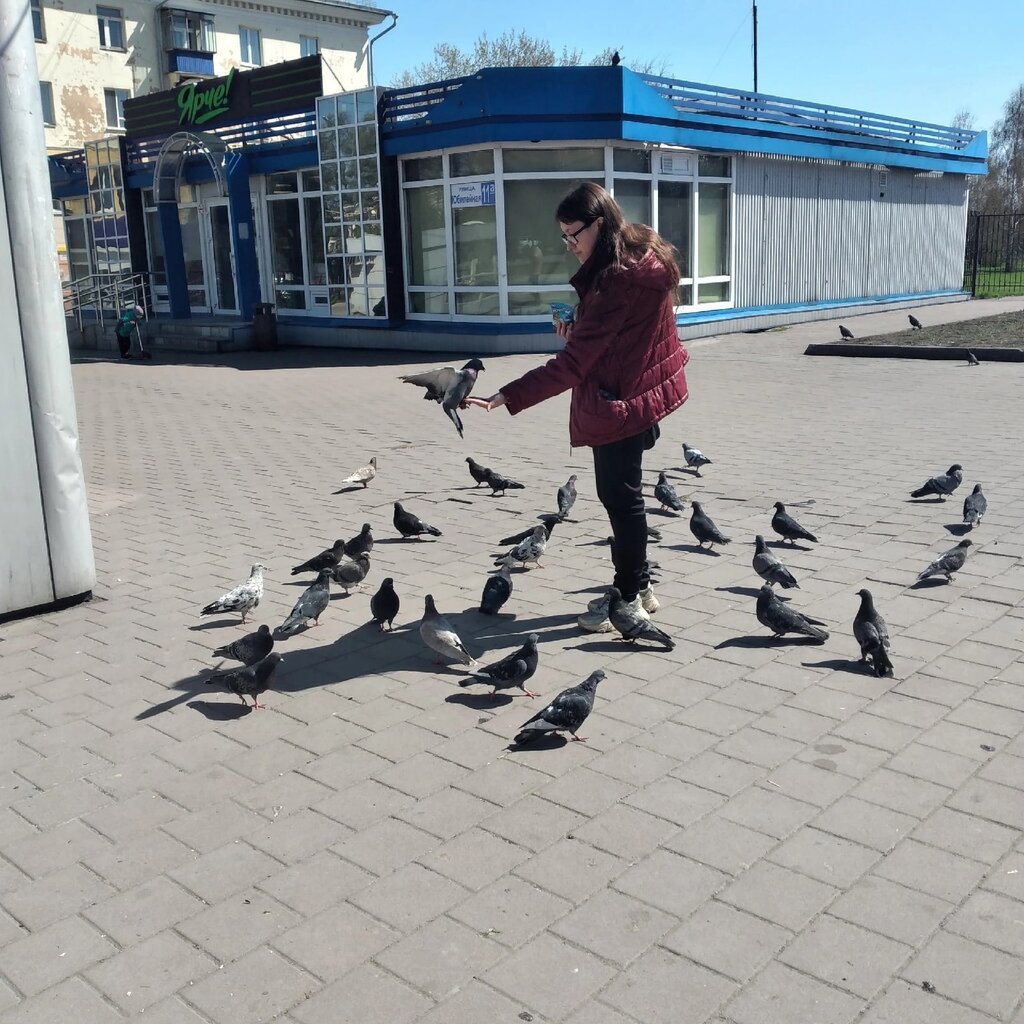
[804,343,1024,361]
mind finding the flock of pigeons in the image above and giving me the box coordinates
[192,354,990,745]
[838,314,982,365]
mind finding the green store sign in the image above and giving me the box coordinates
[177,68,236,126]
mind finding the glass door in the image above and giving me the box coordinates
[179,205,209,312]
[204,200,237,313]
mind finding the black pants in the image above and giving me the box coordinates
[592,424,658,601]
[115,328,131,358]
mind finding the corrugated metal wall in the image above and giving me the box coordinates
[734,155,969,308]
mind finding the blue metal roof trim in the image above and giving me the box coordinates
[380,67,987,174]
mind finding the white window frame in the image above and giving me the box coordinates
[97,5,125,50]
[39,80,55,126]
[300,34,319,57]
[103,87,130,130]
[239,26,262,66]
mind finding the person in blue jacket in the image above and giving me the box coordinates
[114,305,144,359]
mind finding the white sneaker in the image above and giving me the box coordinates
[626,595,651,622]
[587,592,611,612]
[578,594,613,633]
[639,585,659,615]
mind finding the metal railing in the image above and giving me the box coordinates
[964,212,1024,297]
[63,271,151,338]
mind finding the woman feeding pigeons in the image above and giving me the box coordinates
[466,182,689,632]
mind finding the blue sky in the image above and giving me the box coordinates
[371,0,1024,137]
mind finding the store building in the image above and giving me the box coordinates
[50,61,988,351]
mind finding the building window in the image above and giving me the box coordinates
[31,0,45,41]
[104,88,130,130]
[39,81,55,125]
[239,27,262,66]
[166,10,215,52]
[300,35,319,57]
[97,6,125,50]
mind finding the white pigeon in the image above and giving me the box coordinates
[201,563,267,624]
[419,594,477,667]
[340,456,377,489]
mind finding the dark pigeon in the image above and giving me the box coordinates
[918,539,972,582]
[394,501,442,539]
[398,358,485,438]
[756,584,829,641]
[480,563,513,614]
[484,468,525,496]
[344,523,374,559]
[690,501,730,548]
[908,314,923,330]
[291,540,345,576]
[463,633,540,698]
[206,652,283,709]
[966,350,980,366]
[853,589,893,677]
[772,501,818,544]
[607,586,674,649]
[370,577,400,631]
[911,464,963,500]
[962,484,987,528]
[557,475,578,519]
[610,50,621,66]
[274,570,331,638]
[513,669,605,745]
[498,514,560,548]
[752,535,799,588]
[654,471,684,512]
[839,324,855,339]
[212,623,274,666]
[466,456,490,486]
[328,553,371,594]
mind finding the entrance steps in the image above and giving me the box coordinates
[70,317,254,354]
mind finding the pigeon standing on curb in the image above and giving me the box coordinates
[275,571,331,638]
[608,587,675,648]
[557,475,578,520]
[206,652,283,709]
[682,443,712,476]
[328,553,371,595]
[419,595,477,667]
[853,589,893,677]
[756,584,829,641]
[480,563,513,614]
[771,502,818,544]
[399,358,485,438]
[212,624,274,666]
[201,563,267,624]
[654,471,684,513]
[339,456,377,489]
[752,535,799,588]
[839,324,855,340]
[370,577,400,631]
[394,502,442,539]
[690,501,731,549]
[513,670,605,745]
[917,539,973,582]
[466,457,490,486]
[291,540,345,576]
[483,468,525,496]
[462,633,540,698]
[908,314,923,330]
[344,524,374,559]
[962,484,987,528]
[910,464,963,500]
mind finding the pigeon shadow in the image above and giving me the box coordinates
[802,657,875,675]
[331,485,367,495]
[668,542,722,556]
[136,668,211,719]
[767,540,813,551]
[647,508,683,518]
[910,576,951,589]
[907,497,947,504]
[943,523,972,536]
[574,638,675,654]
[374,536,440,544]
[508,734,570,752]
[716,634,821,649]
[716,585,764,598]
[187,699,253,720]
[445,691,514,709]
[188,618,246,631]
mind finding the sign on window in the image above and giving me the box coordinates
[450,181,496,208]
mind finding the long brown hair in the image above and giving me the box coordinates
[556,182,681,294]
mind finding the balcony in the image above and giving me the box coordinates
[167,49,214,77]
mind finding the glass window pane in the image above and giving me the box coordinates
[508,288,576,316]
[359,156,379,190]
[614,148,651,173]
[451,150,494,177]
[268,198,304,284]
[360,192,380,220]
[503,148,603,172]
[275,288,306,309]
[302,169,321,192]
[327,256,344,284]
[699,155,730,177]
[356,90,376,123]
[657,180,692,279]
[341,192,360,220]
[404,156,442,182]
[318,101,336,130]
[455,292,499,315]
[337,93,356,125]
[330,287,351,315]
[338,127,357,158]
[405,187,446,286]
[339,159,359,189]
[321,162,338,192]
[369,288,386,316]
[698,281,729,303]
[614,179,651,228]
[143,209,165,285]
[678,284,693,305]
[363,221,383,252]
[322,193,340,223]
[357,124,377,156]
[342,224,363,253]
[305,196,325,286]
[267,172,298,195]
[319,131,337,159]
[453,203,497,287]
[325,225,342,255]
[409,291,449,314]
[698,182,729,277]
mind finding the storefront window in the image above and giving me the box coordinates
[269,199,304,285]
[406,186,446,288]
[657,180,692,281]
[305,196,326,286]
[614,148,651,173]
[503,147,603,172]
[505,179,588,289]
[451,150,494,177]
[698,182,730,279]
[613,179,651,228]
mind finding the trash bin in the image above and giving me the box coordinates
[253,302,277,350]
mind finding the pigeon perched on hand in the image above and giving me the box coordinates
[344,523,374,559]
[291,540,345,576]
[756,584,829,641]
[328,553,371,594]
[908,314,923,330]
[771,502,818,544]
[752,535,799,588]
[839,324,855,339]
[607,586,674,648]
[212,624,274,666]
[853,589,893,677]
[966,350,980,366]
[370,577,400,631]
[480,563,513,614]
[962,484,987,528]
[399,358,485,438]
[690,501,730,548]
[463,633,540,698]
[557,475,578,520]
[206,652,283,709]
[911,464,963,500]
[274,570,331,638]
[466,457,490,487]
[393,501,442,539]
[654,471,684,513]
[484,468,525,497]
[419,594,477,666]
[498,514,560,548]
[339,456,377,489]
[201,563,267,624]
[918,539,972,582]
[513,670,605,745]
[682,443,712,476]
[496,525,547,569]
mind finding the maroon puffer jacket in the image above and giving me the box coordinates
[500,250,689,447]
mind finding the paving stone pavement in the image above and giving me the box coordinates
[2,297,1024,1023]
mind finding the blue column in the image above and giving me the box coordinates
[226,152,258,319]
[158,203,190,318]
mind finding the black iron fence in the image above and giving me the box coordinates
[964,212,1024,297]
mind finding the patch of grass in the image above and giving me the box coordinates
[963,268,1024,298]
[843,309,1024,349]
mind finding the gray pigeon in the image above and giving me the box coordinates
[394,501,442,539]
[962,484,987,528]
[344,523,374,559]
[466,457,490,486]
[756,584,829,641]
[966,350,980,366]
[498,514,560,548]
[839,324,855,339]
[908,314,923,330]
[370,577,400,631]
[513,670,605,745]
[339,456,377,489]
[607,586,674,649]
[419,594,477,667]
[654,471,684,512]
[291,540,345,576]
[462,633,540,698]
[853,589,893,677]
[911,464,963,500]
[328,553,371,594]
[752,535,799,588]
[690,501,730,548]
[274,570,331,638]
[201,563,267,624]
[399,358,485,438]
[682,443,712,476]
[918,539,972,582]
[212,623,274,666]
[480,563,513,615]
[557,475,578,519]
[484,468,525,496]
[771,502,818,544]
[206,652,283,709]
[496,525,547,569]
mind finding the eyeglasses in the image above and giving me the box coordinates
[560,219,595,246]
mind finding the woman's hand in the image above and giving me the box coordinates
[464,393,507,412]
[554,319,574,340]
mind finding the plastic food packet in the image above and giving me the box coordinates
[550,302,575,327]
